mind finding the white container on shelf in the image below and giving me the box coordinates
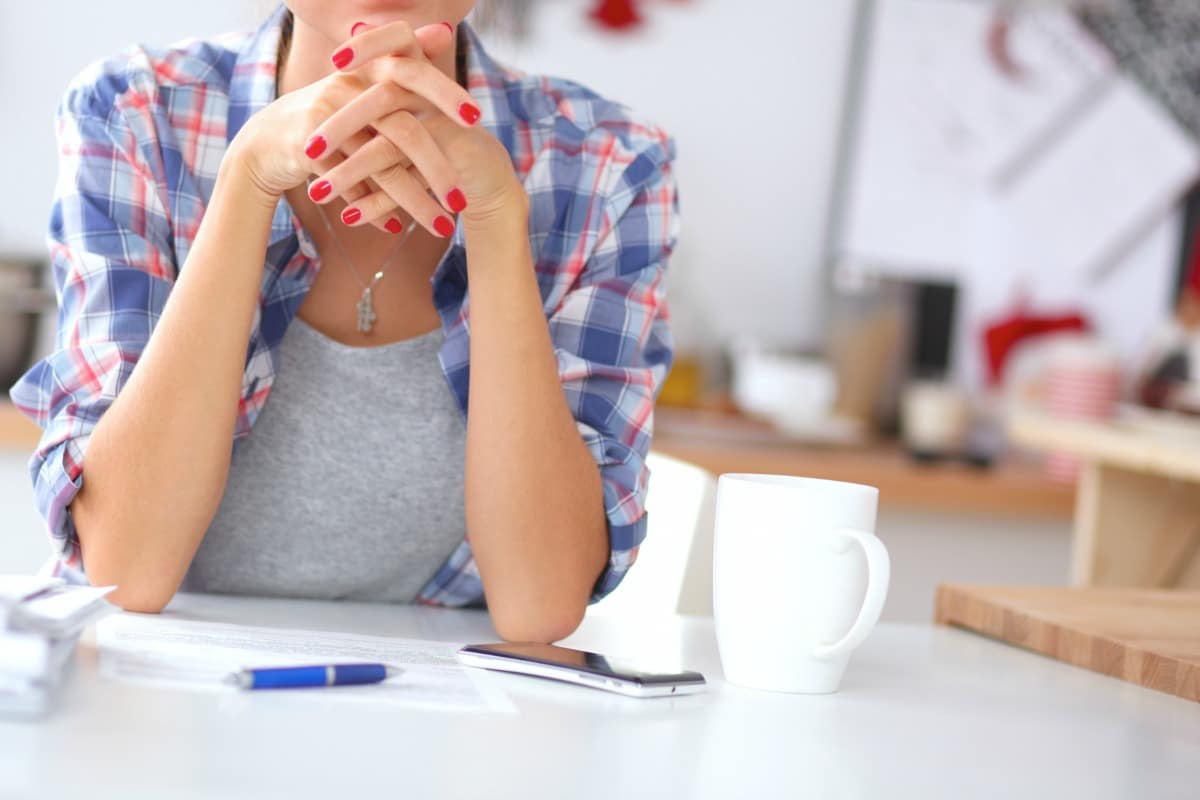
[730,338,837,427]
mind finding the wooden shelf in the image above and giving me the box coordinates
[1008,410,1200,587]
[653,409,1074,519]
[1010,411,1200,483]
[0,401,41,451]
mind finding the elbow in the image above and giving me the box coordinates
[87,554,176,613]
[491,601,587,644]
[108,587,172,614]
[74,505,180,615]
[86,564,174,614]
[79,542,176,615]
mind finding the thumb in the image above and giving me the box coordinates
[416,22,457,61]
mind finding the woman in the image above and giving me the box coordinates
[8,2,678,643]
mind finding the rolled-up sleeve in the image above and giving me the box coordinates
[548,134,680,602]
[7,84,175,579]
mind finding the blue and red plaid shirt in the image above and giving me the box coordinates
[8,4,679,606]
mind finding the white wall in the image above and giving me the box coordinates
[1,1,265,362]
[483,0,859,352]
[0,1,262,255]
[0,0,859,356]
[876,508,1070,622]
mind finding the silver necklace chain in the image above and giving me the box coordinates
[309,184,418,333]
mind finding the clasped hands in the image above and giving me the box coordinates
[248,20,525,237]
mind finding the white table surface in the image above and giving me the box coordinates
[1,593,1197,800]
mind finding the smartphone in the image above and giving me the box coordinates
[456,642,707,698]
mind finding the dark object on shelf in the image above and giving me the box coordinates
[907,448,995,471]
[909,282,957,378]
[1138,341,1200,414]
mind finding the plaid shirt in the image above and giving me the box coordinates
[8,4,679,606]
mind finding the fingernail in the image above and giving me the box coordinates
[341,207,363,225]
[433,215,455,237]
[304,135,327,159]
[441,21,455,35]
[446,188,467,214]
[350,21,369,36]
[384,217,404,234]
[308,180,332,202]
[458,102,481,125]
[331,47,354,69]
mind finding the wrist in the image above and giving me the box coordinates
[219,138,284,212]
[462,188,530,241]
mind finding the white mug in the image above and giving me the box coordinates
[713,474,890,694]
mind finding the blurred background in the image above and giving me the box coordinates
[3,0,1200,619]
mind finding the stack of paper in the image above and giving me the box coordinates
[0,575,116,717]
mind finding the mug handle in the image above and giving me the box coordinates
[812,527,891,661]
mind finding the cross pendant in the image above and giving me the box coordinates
[356,287,378,333]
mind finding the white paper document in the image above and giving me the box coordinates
[10,585,116,637]
[97,614,513,713]
[0,576,63,606]
[0,630,77,679]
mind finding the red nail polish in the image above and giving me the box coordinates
[350,21,369,36]
[331,47,354,69]
[433,215,455,237]
[441,21,455,35]
[445,188,467,214]
[308,180,332,202]
[304,135,327,160]
[341,207,363,225]
[385,217,404,234]
[458,102,481,125]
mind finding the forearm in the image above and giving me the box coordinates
[71,149,279,612]
[462,201,609,643]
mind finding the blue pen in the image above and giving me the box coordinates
[226,663,404,690]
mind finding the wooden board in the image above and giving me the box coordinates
[936,584,1200,703]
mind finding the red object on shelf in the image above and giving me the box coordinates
[589,0,643,30]
[1186,223,1200,296]
[1042,355,1120,483]
[981,307,1091,386]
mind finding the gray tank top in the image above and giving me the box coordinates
[182,314,467,603]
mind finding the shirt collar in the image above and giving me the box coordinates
[226,4,516,250]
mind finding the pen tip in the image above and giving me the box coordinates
[385,666,405,680]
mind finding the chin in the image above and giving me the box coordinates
[289,0,473,41]
[339,0,436,22]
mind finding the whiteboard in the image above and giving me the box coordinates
[835,0,1118,281]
